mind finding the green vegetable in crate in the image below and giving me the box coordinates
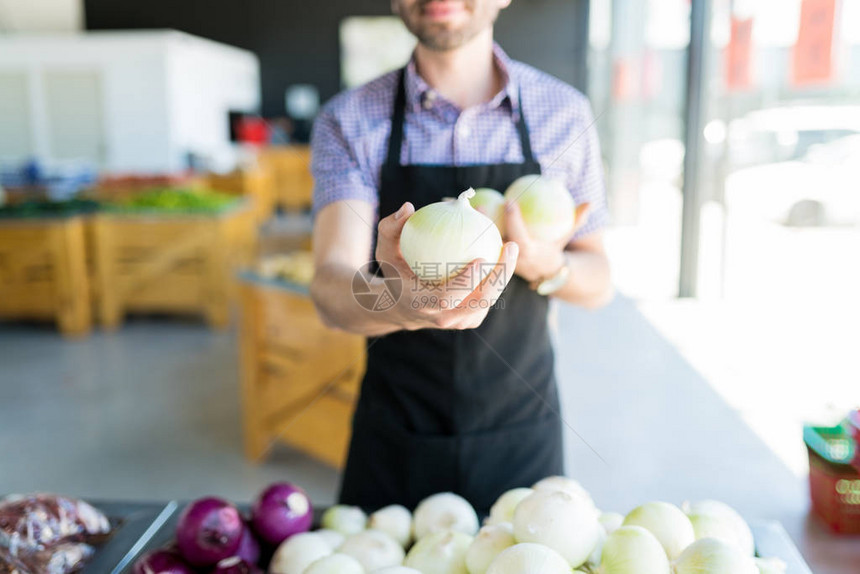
[112,187,238,213]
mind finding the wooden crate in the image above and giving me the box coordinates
[206,169,275,222]
[258,146,313,211]
[90,205,257,329]
[239,278,365,467]
[0,216,92,336]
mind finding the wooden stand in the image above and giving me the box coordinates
[0,217,92,336]
[206,170,275,223]
[239,279,365,468]
[90,206,256,329]
[258,146,313,211]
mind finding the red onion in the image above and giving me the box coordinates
[132,548,194,574]
[250,483,313,545]
[236,522,261,565]
[175,497,244,567]
[211,556,262,574]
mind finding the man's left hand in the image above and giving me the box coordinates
[504,201,591,283]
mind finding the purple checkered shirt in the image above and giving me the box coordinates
[311,43,608,238]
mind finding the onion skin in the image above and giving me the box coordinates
[269,532,332,574]
[321,505,367,536]
[465,523,515,574]
[485,543,570,574]
[236,522,261,565]
[682,500,755,556]
[404,530,473,574]
[368,504,412,547]
[175,497,244,567]
[469,188,505,228]
[486,488,533,526]
[622,502,695,561]
[413,492,480,540]
[303,553,365,574]
[250,483,313,545]
[674,538,758,574]
[600,526,670,574]
[132,548,194,574]
[338,529,405,571]
[503,175,575,242]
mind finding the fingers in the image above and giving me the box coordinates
[502,201,530,243]
[554,202,593,250]
[455,242,519,310]
[375,202,415,276]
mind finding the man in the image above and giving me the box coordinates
[310,0,612,512]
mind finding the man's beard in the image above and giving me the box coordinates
[401,0,496,52]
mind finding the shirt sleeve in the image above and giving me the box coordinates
[567,99,609,239]
[310,105,379,218]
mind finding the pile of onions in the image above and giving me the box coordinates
[503,175,575,242]
[674,538,758,574]
[321,505,367,536]
[269,532,332,574]
[622,501,695,560]
[339,529,405,571]
[251,482,313,545]
[369,505,413,547]
[485,543,570,574]
[512,488,601,568]
[404,530,473,574]
[400,189,503,283]
[682,500,755,556]
[599,525,670,574]
[485,488,533,526]
[464,523,515,574]
[413,493,479,539]
[175,497,244,567]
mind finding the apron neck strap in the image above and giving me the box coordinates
[385,67,538,167]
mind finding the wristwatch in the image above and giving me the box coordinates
[534,253,571,296]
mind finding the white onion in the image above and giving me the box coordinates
[503,175,575,242]
[469,188,505,226]
[754,556,787,574]
[682,500,755,556]
[271,532,333,574]
[599,525,671,574]
[622,501,695,560]
[404,530,473,574]
[372,568,422,574]
[322,506,367,536]
[485,543,570,574]
[413,493,479,540]
[316,529,347,551]
[486,488,533,526]
[303,553,365,574]
[464,523,515,574]
[599,511,625,534]
[512,488,601,568]
[400,189,503,282]
[674,538,758,574]
[339,530,405,572]
[531,476,597,513]
[368,505,412,548]
[586,523,607,569]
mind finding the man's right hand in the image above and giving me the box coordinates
[375,202,520,331]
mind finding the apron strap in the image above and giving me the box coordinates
[385,68,538,167]
[385,68,408,168]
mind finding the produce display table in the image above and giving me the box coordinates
[0,215,92,336]
[238,274,366,467]
[257,146,313,212]
[207,169,276,223]
[90,204,257,329]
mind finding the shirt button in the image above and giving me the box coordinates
[422,90,437,110]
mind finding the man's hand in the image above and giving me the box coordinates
[503,201,591,283]
[375,202,519,330]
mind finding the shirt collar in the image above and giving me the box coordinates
[404,42,519,115]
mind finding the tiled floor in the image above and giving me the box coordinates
[0,296,857,573]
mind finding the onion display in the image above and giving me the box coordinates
[175,497,244,567]
[512,489,601,568]
[413,493,480,540]
[404,530,473,574]
[599,525,671,574]
[339,530,405,571]
[321,505,367,536]
[674,538,758,574]
[269,532,332,574]
[303,553,366,574]
[484,543,570,574]
[469,188,505,227]
[251,482,313,546]
[400,189,504,283]
[682,500,755,556]
[503,175,575,242]
[368,505,412,547]
[211,556,261,574]
[132,548,194,574]
[464,523,515,574]
[485,488,533,526]
[622,501,695,561]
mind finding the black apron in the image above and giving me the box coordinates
[338,69,563,513]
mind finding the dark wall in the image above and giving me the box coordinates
[85,0,587,117]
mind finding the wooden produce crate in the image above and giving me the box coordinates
[90,205,257,330]
[238,276,365,468]
[258,145,313,211]
[206,169,275,223]
[0,216,92,336]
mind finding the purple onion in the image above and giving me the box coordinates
[250,482,313,545]
[132,548,194,574]
[211,556,262,574]
[236,522,260,565]
[175,497,244,567]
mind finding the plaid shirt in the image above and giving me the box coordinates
[311,43,608,239]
